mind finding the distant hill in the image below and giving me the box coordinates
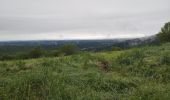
[0,36,158,52]
[114,35,158,48]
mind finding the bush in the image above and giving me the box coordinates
[28,47,44,58]
[58,44,79,56]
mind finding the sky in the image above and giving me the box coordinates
[0,0,170,41]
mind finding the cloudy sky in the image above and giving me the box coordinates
[0,0,170,41]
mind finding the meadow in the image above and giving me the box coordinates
[0,43,170,100]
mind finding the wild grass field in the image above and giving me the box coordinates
[0,43,170,100]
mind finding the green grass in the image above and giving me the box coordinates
[0,43,170,100]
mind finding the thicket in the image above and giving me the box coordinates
[0,44,79,61]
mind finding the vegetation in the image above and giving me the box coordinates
[157,22,170,42]
[28,47,44,58]
[58,44,79,56]
[112,46,122,51]
[0,22,170,99]
[0,43,170,100]
[0,44,79,61]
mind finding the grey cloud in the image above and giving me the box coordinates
[0,0,170,40]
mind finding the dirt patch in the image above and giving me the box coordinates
[98,60,110,72]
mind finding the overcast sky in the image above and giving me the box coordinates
[0,0,170,41]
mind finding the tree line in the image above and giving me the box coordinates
[0,44,79,61]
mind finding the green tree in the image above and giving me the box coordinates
[59,44,78,56]
[28,47,44,58]
[157,22,170,42]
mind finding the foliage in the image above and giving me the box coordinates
[0,44,79,61]
[157,22,170,42]
[0,54,14,61]
[28,47,44,58]
[58,44,79,56]
[111,46,122,51]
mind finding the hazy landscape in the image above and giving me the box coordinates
[0,0,170,100]
[0,38,170,100]
[0,22,170,99]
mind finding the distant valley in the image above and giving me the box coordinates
[0,35,157,52]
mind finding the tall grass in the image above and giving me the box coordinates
[0,43,170,100]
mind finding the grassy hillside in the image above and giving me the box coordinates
[0,43,170,100]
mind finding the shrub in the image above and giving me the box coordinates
[28,47,44,58]
[58,44,79,56]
